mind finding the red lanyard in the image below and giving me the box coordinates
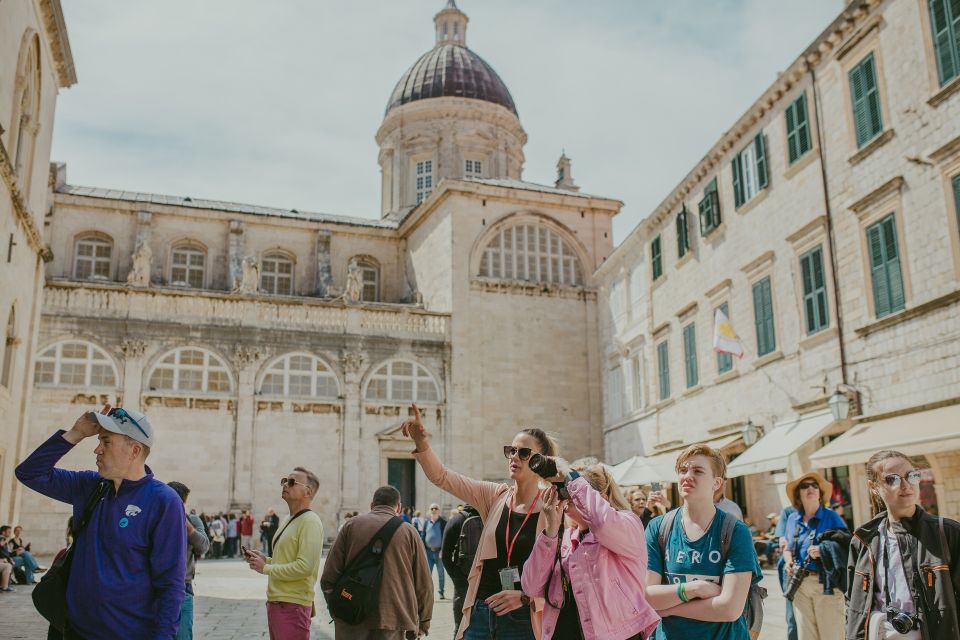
[505,490,542,566]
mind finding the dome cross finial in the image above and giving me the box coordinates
[435,0,468,46]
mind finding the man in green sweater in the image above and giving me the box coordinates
[245,466,324,640]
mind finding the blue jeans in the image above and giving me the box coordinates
[176,592,194,640]
[778,557,798,640]
[14,550,39,584]
[464,600,533,640]
[426,547,446,595]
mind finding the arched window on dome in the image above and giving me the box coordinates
[170,242,206,288]
[34,340,118,388]
[478,223,584,286]
[148,347,231,393]
[261,252,294,295]
[365,360,440,404]
[259,353,339,399]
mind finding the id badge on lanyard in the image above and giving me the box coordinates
[499,566,521,591]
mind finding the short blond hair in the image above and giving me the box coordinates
[675,444,726,478]
[572,464,630,511]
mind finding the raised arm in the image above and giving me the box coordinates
[566,476,645,558]
[402,404,503,517]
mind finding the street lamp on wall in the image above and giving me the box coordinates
[828,389,851,421]
[742,419,762,447]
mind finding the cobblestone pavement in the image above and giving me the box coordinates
[0,558,787,639]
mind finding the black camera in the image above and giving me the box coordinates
[886,608,919,634]
[783,569,806,602]
[528,453,558,479]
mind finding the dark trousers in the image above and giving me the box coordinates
[452,579,468,635]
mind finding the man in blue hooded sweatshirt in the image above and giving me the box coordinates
[17,404,186,639]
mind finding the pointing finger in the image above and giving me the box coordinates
[412,403,421,422]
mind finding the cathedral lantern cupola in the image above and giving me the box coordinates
[376,1,527,217]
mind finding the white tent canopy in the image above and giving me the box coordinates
[610,454,677,486]
[726,410,835,478]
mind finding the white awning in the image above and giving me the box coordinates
[610,455,677,486]
[726,410,835,478]
[810,404,960,469]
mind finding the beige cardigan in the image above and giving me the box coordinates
[413,446,547,640]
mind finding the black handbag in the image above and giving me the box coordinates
[33,480,109,632]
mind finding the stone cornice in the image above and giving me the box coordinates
[38,0,77,88]
[376,96,526,146]
[0,138,49,258]
[848,175,904,218]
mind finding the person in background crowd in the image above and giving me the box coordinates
[226,512,239,558]
[424,503,448,600]
[628,487,669,528]
[168,481,210,640]
[338,511,354,533]
[775,504,799,640]
[322,485,433,639]
[754,512,780,566]
[645,444,762,640]
[10,525,32,552]
[522,460,660,640]
[412,509,427,541]
[245,467,324,640]
[714,478,744,521]
[782,471,848,640]
[401,507,413,524]
[443,504,482,632]
[265,508,280,555]
[15,405,186,640]
[209,514,225,559]
[402,402,553,640]
[0,546,13,592]
[0,524,40,584]
[241,510,255,554]
[846,450,960,640]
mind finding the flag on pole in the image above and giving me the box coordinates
[713,307,744,358]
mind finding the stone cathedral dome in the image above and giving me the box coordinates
[384,1,517,116]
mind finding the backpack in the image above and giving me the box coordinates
[451,508,482,575]
[327,516,404,625]
[657,508,768,635]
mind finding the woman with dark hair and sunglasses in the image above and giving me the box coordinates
[401,403,556,640]
[845,450,960,640]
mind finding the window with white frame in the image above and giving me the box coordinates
[2,307,17,388]
[607,365,624,422]
[259,353,339,398]
[464,159,483,179]
[630,354,643,411]
[478,223,584,286]
[365,360,439,403]
[415,159,434,204]
[609,279,626,328]
[34,341,117,388]
[629,260,643,311]
[170,244,206,288]
[261,253,294,295]
[358,261,380,302]
[731,133,768,208]
[74,235,113,280]
[148,348,231,393]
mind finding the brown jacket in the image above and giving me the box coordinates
[320,505,433,634]
[413,446,547,640]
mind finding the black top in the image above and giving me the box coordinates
[477,506,540,599]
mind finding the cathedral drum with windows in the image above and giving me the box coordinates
[15,0,622,552]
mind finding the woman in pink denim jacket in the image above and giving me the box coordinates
[521,460,661,640]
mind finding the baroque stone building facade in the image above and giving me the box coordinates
[8,1,620,552]
[598,0,960,527]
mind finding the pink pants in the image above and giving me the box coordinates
[266,601,312,640]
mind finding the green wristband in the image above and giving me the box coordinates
[677,582,688,603]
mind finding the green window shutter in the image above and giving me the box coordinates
[755,133,768,190]
[717,303,733,373]
[800,246,829,334]
[732,154,744,208]
[785,101,799,163]
[881,216,905,313]
[651,236,662,280]
[683,323,698,388]
[867,214,905,318]
[753,277,776,356]
[953,174,960,231]
[698,178,720,236]
[867,223,891,318]
[795,94,811,158]
[657,341,670,400]
[786,95,811,164]
[929,0,960,86]
[850,54,883,148]
[676,208,689,258]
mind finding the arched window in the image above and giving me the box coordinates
[1,307,17,388]
[11,35,40,188]
[170,242,206,288]
[34,340,118,388]
[261,252,294,295]
[148,348,231,393]
[365,360,439,403]
[478,223,584,286]
[352,258,380,303]
[259,353,339,398]
[74,234,113,280]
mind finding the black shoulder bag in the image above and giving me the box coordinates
[33,480,109,632]
[326,516,404,625]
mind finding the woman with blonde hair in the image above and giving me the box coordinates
[521,459,660,639]
[845,449,960,640]
[401,403,556,640]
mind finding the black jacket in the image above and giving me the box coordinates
[845,507,960,640]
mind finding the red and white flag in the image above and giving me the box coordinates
[713,307,744,358]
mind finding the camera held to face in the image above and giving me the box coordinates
[528,453,557,479]
[886,607,919,634]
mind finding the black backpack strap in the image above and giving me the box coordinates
[939,516,950,565]
[657,509,679,584]
[718,509,737,562]
[72,480,109,540]
[342,516,404,575]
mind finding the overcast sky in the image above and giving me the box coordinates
[53,0,841,243]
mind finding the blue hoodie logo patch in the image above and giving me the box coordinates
[118,517,129,528]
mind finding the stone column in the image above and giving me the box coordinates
[339,344,365,512]
[228,220,246,291]
[119,339,148,412]
[230,345,263,509]
[315,230,333,296]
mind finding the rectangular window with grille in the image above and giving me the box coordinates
[716,302,733,374]
[656,340,670,401]
[698,178,722,236]
[651,236,663,280]
[732,132,768,207]
[929,0,960,87]
[415,159,434,203]
[464,159,483,179]
[676,207,690,259]
[785,93,812,165]
[866,214,906,318]
[752,277,776,356]
[800,245,830,334]
[683,322,698,388]
[849,53,884,148]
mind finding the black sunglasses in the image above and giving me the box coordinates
[109,407,150,441]
[503,446,533,461]
[280,477,309,489]
[798,481,819,490]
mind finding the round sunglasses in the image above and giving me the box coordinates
[503,446,533,461]
[882,470,922,489]
[280,477,310,489]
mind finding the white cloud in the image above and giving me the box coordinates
[53,0,841,241]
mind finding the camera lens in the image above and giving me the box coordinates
[887,609,916,634]
[527,454,557,479]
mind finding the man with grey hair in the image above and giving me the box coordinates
[16,404,186,639]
